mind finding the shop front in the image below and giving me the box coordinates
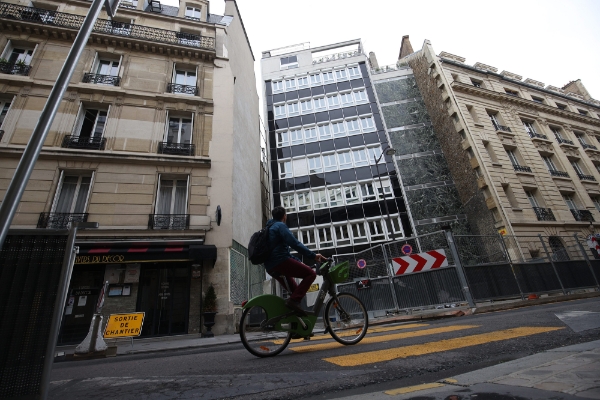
[58,240,216,344]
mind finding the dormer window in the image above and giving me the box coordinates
[150,0,162,12]
[185,6,201,20]
[280,55,298,70]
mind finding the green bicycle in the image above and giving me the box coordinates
[239,259,369,357]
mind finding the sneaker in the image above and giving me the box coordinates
[285,299,307,316]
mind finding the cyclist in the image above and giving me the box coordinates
[265,206,327,315]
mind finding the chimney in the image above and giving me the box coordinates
[562,79,592,101]
[398,35,414,60]
[369,51,380,70]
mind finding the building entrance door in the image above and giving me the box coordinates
[137,265,190,336]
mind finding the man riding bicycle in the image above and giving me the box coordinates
[265,206,327,315]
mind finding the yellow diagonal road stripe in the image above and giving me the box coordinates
[275,323,430,344]
[385,382,445,395]
[324,326,563,366]
[290,325,479,353]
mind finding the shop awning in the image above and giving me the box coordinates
[74,241,217,264]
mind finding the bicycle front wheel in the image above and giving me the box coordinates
[324,293,368,345]
[239,305,292,357]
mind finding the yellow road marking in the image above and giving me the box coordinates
[290,325,479,353]
[324,326,563,366]
[274,323,430,344]
[385,382,445,395]
[443,378,458,384]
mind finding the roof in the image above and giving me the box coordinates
[144,3,179,17]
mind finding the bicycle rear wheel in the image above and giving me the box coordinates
[324,293,368,345]
[239,305,292,357]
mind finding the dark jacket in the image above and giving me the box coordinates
[264,219,316,272]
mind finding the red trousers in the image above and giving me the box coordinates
[268,258,316,303]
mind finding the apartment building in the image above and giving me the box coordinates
[0,0,260,339]
[407,40,600,259]
[261,40,413,260]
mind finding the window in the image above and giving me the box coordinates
[314,97,327,111]
[471,79,482,88]
[338,151,352,169]
[354,89,368,103]
[331,121,345,137]
[300,229,317,250]
[0,100,11,128]
[522,121,537,137]
[575,132,587,146]
[317,124,331,139]
[185,6,201,20]
[344,184,360,204]
[274,104,286,119]
[313,189,328,209]
[571,160,585,176]
[327,95,340,108]
[297,192,312,212]
[2,44,34,66]
[525,191,539,208]
[51,173,92,222]
[280,55,298,70]
[335,69,347,80]
[347,119,360,134]
[352,148,369,167]
[350,222,368,244]
[323,153,337,171]
[506,149,519,166]
[272,80,284,92]
[489,113,501,130]
[292,158,308,176]
[281,193,296,213]
[279,160,292,178]
[542,156,557,172]
[551,127,564,140]
[555,103,567,110]
[166,117,192,144]
[360,182,377,201]
[173,68,196,91]
[340,92,353,105]
[300,99,313,113]
[592,197,600,213]
[348,66,360,78]
[304,126,317,142]
[531,96,544,104]
[578,109,589,116]
[308,156,322,173]
[368,147,383,164]
[317,226,334,249]
[368,220,386,242]
[310,73,321,86]
[289,128,302,145]
[297,76,309,88]
[74,107,108,141]
[285,78,296,90]
[505,88,519,97]
[376,180,393,198]
[334,224,351,246]
[328,187,343,207]
[277,130,290,147]
[156,178,188,216]
[287,102,299,116]
[94,58,120,76]
[563,194,577,210]
[360,116,375,131]
[322,71,334,83]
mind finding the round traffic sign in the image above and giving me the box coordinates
[401,244,413,255]
[357,259,367,269]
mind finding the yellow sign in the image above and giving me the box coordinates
[498,228,507,236]
[307,283,319,293]
[104,312,145,338]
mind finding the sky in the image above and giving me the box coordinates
[169,0,600,103]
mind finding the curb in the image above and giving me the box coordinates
[472,290,600,314]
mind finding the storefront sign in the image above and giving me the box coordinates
[77,254,127,264]
[71,288,100,296]
[104,312,145,338]
[124,264,140,283]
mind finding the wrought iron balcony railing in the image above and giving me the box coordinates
[576,172,596,181]
[513,164,532,173]
[582,143,598,150]
[166,83,198,95]
[533,207,556,221]
[62,135,106,150]
[549,169,570,178]
[148,214,190,230]
[158,142,195,156]
[556,137,575,145]
[570,209,595,222]
[313,50,362,65]
[0,3,216,51]
[38,212,88,229]
[0,61,32,76]
[82,73,121,86]
[492,123,512,132]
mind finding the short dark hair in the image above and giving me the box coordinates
[272,206,286,221]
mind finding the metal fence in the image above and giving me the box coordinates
[230,242,266,305]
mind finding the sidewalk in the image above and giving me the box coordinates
[330,339,600,399]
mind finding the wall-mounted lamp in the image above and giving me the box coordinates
[216,205,222,226]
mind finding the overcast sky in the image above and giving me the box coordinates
[169,0,600,101]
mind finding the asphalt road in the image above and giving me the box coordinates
[49,297,600,400]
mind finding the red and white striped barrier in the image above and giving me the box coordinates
[392,249,448,275]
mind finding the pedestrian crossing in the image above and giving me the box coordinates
[282,322,563,367]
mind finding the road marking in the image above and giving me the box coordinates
[324,326,563,366]
[274,323,430,344]
[290,325,479,353]
[385,382,445,395]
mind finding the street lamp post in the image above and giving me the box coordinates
[374,146,397,242]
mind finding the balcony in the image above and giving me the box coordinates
[576,172,596,181]
[158,142,195,156]
[166,83,198,95]
[82,73,121,86]
[38,212,88,229]
[492,123,512,133]
[0,60,32,76]
[533,207,556,221]
[513,164,532,173]
[148,214,190,230]
[549,169,570,178]
[556,137,575,145]
[0,3,216,51]
[582,143,598,150]
[62,135,106,150]
[570,209,594,222]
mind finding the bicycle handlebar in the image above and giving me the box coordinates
[313,258,334,276]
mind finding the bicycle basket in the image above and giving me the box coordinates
[328,261,349,284]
